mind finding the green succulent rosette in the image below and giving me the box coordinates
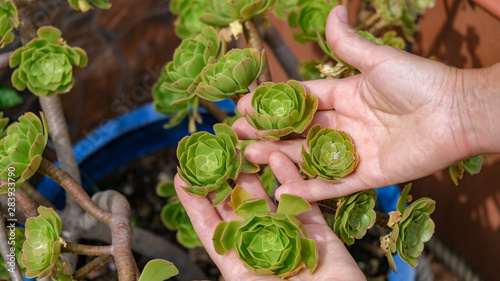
[0,112,8,139]
[299,125,359,182]
[22,206,65,279]
[288,0,338,43]
[195,48,265,101]
[157,181,202,248]
[298,60,323,81]
[381,184,435,272]
[0,227,26,278]
[67,0,111,12]
[200,0,276,26]
[214,186,318,278]
[333,189,377,245]
[10,26,88,97]
[170,0,213,39]
[0,112,48,193]
[245,80,318,141]
[0,0,19,48]
[449,155,485,186]
[273,0,299,19]
[177,123,259,206]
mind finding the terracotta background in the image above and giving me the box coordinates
[2,0,499,280]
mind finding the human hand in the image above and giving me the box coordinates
[232,5,479,202]
[174,155,367,281]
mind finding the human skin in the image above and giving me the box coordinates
[232,5,500,202]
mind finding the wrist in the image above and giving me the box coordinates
[455,63,500,156]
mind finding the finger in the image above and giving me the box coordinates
[301,79,358,110]
[298,110,339,138]
[326,5,393,73]
[231,117,263,140]
[296,203,328,226]
[235,173,277,212]
[237,92,253,115]
[245,139,306,164]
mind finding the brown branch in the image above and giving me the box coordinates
[62,242,112,256]
[37,158,112,224]
[243,19,272,85]
[198,99,230,122]
[73,255,113,281]
[15,187,38,217]
[0,211,23,281]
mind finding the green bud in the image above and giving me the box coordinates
[299,125,359,182]
[214,186,318,278]
[22,206,64,279]
[200,0,276,26]
[67,0,111,12]
[10,26,88,97]
[0,112,48,193]
[0,0,18,48]
[195,48,265,101]
[245,80,318,141]
[333,190,377,245]
[288,0,338,43]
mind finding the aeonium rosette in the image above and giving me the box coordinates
[213,186,318,278]
[10,26,88,97]
[288,0,338,43]
[200,0,276,27]
[0,0,19,48]
[333,189,377,245]
[380,184,435,272]
[245,80,318,141]
[169,0,212,39]
[177,124,259,206]
[0,112,48,193]
[299,125,359,182]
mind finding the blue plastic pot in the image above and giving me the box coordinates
[36,101,415,281]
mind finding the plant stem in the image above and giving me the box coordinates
[198,99,230,122]
[62,242,112,256]
[15,186,39,217]
[243,19,272,84]
[37,158,112,224]
[0,210,23,281]
[73,255,113,281]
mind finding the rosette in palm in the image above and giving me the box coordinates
[299,125,359,182]
[195,48,264,101]
[0,0,19,48]
[381,184,435,272]
[67,0,111,12]
[288,0,338,43]
[245,80,318,141]
[200,0,276,26]
[22,206,65,279]
[170,0,212,39]
[0,112,48,193]
[10,26,88,97]
[177,124,258,206]
[333,189,377,245]
[214,186,318,278]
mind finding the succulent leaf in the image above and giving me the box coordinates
[170,0,214,39]
[0,112,48,193]
[214,188,318,278]
[448,155,485,185]
[138,259,179,281]
[333,189,377,245]
[21,206,64,279]
[245,80,318,140]
[200,0,276,26]
[67,0,111,12]
[10,26,87,97]
[0,0,18,48]
[299,124,359,181]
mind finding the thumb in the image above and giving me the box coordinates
[325,5,388,73]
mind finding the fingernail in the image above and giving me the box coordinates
[337,6,348,23]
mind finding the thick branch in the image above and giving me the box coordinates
[243,19,272,84]
[37,158,112,224]
[0,211,23,281]
[15,187,38,217]
[62,242,112,256]
[198,99,230,122]
[73,255,112,281]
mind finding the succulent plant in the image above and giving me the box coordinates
[67,0,111,12]
[0,0,19,48]
[195,48,265,101]
[200,0,276,26]
[380,31,406,50]
[298,60,323,81]
[51,258,73,281]
[157,181,202,248]
[449,155,485,185]
[333,189,377,245]
[245,80,318,141]
[10,26,88,97]
[177,123,259,206]
[0,227,26,278]
[22,206,65,279]
[0,112,48,193]
[299,125,359,182]
[0,112,8,139]
[381,184,435,272]
[273,0,299,19]
[213,185,318,278]
[259,165,276,196]
[170,0,213,39]
[288,0,338,43]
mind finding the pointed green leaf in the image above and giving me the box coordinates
[277,194,311,217]
[138,259,179,281]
